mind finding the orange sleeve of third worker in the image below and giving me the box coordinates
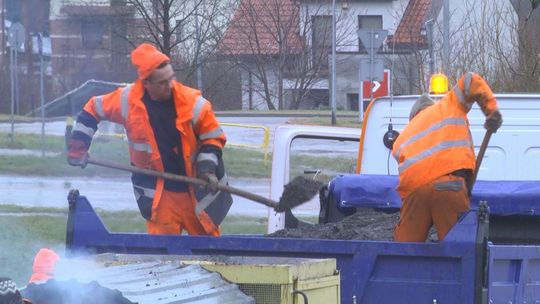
[459,73,499,116]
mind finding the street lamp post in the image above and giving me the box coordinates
[195,12,203,91]
[38,33,45,157]
[8,22,25,144]
[424,19,435,77]
[331,0,337,125]
[443,0,450,75]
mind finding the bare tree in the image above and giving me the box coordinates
[383,1,430,96]
[509,0,540,92]
[442,0,539,92]
[122,0,237,86]
[219,0,357,110]
[285,3,359,110]
[218,0,300,110]
[445,1,511,86]
[46,1,238,110]
[387,0,540,96]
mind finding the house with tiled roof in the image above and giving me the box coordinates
[387,0,435,48]
[218,0,306,110]
[219,0,303,57]
[218,0,431,110]
[219,0,535,111]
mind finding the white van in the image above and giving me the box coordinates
[358,94,540,180]
[268,94,540,233]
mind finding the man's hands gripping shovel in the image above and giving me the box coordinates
[67,139,89,168]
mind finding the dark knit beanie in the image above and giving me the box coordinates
[409,94,435,120]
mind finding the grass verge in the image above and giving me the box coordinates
[0,205,272,286]
[0,132,356,178]
[0,132,271,178]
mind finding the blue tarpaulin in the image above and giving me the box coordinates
[331,174,540,215]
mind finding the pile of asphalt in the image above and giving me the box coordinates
[270,175,438,241]
[267,209,438,242]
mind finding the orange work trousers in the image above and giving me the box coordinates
[146,190,220,236]
[394,174,469,242]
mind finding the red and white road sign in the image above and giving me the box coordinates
[362,69,390,99]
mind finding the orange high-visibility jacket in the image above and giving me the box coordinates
[392,72,499,199]
[74,80,226,221]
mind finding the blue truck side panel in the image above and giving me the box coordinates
[67,194,481,304]
[489,245,540,303]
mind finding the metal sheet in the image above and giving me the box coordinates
[56,259,254,304]
[359,57,384,81]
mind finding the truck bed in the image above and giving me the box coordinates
[324,174,540,244]
[67,190,486,304]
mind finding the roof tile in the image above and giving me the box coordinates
[218,0,303,56]
[388,0,431,48]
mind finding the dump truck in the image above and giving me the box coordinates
[65,94,540,304]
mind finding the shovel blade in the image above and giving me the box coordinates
[275,176,324,212]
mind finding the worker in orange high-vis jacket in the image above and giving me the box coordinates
[67,43,232,236]
[392,72,503,242]
[29,248,60,283]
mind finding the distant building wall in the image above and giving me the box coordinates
[300,0,408,53]
[298,0,411,109]
[0,0,52,114]
[240,64,280,110]
[49,0,137,96]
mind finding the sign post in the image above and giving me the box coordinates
[7,22,25,144]
[362,69,390,99]
[357,29,387,121]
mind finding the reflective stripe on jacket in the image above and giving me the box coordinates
[74,80,226,220]
[392,72,499,199]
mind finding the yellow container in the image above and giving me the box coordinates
[185,256,340,304]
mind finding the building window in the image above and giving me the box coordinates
[81,20,104,48]
[312,15,332,69]
[5,0,22,22]
[358,15,382,52]
[347,93,359,111]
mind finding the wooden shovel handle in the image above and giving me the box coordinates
[87,157,279,209]
[468,129,493,191]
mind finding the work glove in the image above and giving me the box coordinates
[484,110,502,133]
[199,172,219,194]
[67,139,89,168]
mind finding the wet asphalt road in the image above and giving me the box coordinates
[0,175,320,216]
[0,117,324,216]
[0,175,282,216]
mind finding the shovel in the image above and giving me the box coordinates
[467,129,493,192]
[87,157,320,212]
